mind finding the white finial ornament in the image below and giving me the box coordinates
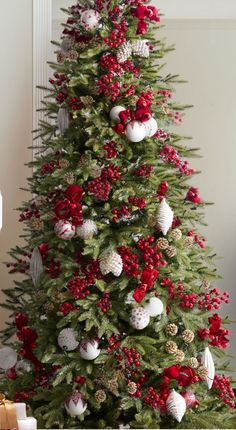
[166,389,186,423]
[125,121,146,143]
[29,247,44,286]
[99,251,123,277]
[58,108,70,135]
[156,198,174,236]
[65,391,87,417]
[77,220,97,239]
[201,347,215,389]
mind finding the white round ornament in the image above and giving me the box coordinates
[201,347,215,389]
[144,297,164,317]
[99,251,123,277]
[156,198,174,236]
[125,121,146,143]
[0,346,17,370]
[166,389,186,423]
[80,9,101,31]
[79,339,100,360]
[58,328,79,352]
[65,391,87,417]
[77,220,97,240]
[15,360,32,375]
[144,117,158,137]
[55,220,76,240]
[110,106,126,122]
[129,307,150,330]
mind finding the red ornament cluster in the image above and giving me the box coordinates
[160,144,195,176]
[198,314,230,348]
[212,374,235,408]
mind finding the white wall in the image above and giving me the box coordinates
[156,0,236,19]
[0,0,33,331]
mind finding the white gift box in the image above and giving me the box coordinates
[9,402,37,430]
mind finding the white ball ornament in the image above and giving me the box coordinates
[144,297,164,317]
[65,391,87,417]
[80,9,101,31]
[166,389,186,423]
[130,307,150,330]
[201,347,215,389]
[99,251,123,277]
[58,328,79,352]
[0,346,17,370]
[77,220,97,240]
[156,198,174,236]
[144,117,158,137]
[55,220,76,240]
[79,339,101,360]
[110,106,126,122]
[125,121,146,143]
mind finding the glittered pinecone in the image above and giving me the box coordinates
[64,172,75,184]
[170,228,182,241]
[165,245,177,258]
[197,365,208,379]
[88,164,101,178]
[127,381,137,395]
[117,41,132,63]
[30,217,43,231]
[59,159,70,169]
[187,357,199,369]
[174,349,185,362]
[57,51,66,64]
[157,237,169,250]
[106,378,119,394]
[81,96,94,107]
[99,251,123,277]
[78,154,91,168]
[166,323,178,336]
[95,389,106,403]
[182,329,195,343]
[68,50,79,61]
[132,40,149,58]
[165,341,178,354]
[184,236,194,248]
[76,41,87,51]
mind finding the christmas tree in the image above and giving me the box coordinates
[0,1,236,428]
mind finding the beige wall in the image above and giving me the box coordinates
[0,1,33,331]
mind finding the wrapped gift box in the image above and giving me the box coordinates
[0,401,37,430]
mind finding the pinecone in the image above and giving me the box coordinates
[76,42,87,51]
[202,279,210,290]
[30,217,43,231]
[78,154,91,168]
[165,341,178,354]
[197,366,208,379]
[165,245,177,258]
[88,164,101,178]
[81,96,94,107]
[174,349,185,362]
[64,172,75,184]
[132,40,149,58]
[117,41,132,63]
[169,228,182,241]
[166,323,178,336]
[100,251,123,277]
[182,329,195,343]
[187,357,199,369]
[107,378,119,394]
[184,236,194,248]
[44,302,54,312]
[59,159,70,169]
[68,50,79,61]
[157,237,169,250]
[57,51,66,64]
[95,389,106,403]
[127,381,137,395]
[32,195,47,207]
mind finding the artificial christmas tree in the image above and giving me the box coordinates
[0,0,235,428]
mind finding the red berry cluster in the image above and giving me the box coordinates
[68,96,83,111]
[45,259,61,279]
[97,74,121,101]
[67,258,102,300]
[6,253,31,275]
[104,19,128,48]
[157,181,169,199]
[49,73,69,87]
[186,187,201,204]
[67,276,90,300]
[169,111,182,124]
[88,177,111,201]
[213,375,235,408]
[160,144,195,176]
[122,82,138,96]
[100,54,123,74]
[131,5,160,35]
[74,375,86,385]
[103,140,119,159]
[198,289,229,311]
[157,89,172,100]
[128,196,146,209]
[59,302,75,316]
[155,129,170,141]
[97,293,112,313]
[138,236,167,269]
[112,205,132,223]
[198,314,229,348]
[19,204,40,222]
[118,347,141,368]
[187,230,206,248]
[135,164,153,177]
[144,387,162,409]
[117,246,140,278]
[107,334,121,353]
[101,164,121,182]
[40,161,58,176]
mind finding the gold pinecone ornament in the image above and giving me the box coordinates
[174,349,185,362]
[64,172,76,184]
[187,357,199,369]
[157,237,169,250]
[184,236,194,248]
[95,390,106,403]
[106,378,119,395]
[165,245,177,258]
[182,329,195,343]
[59,159,70,169]
[169,228,182,241]
[197,366,209,379]
[165,341,178,354]
[127,381,137,395]
[166,323,178,336]
[81,96,94,107]
[30,217,43,231]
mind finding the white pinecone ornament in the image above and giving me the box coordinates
[65,391,87,417]
[79,339,101,360]
[132,39,150,58]
[57,328,79,352]
[156,198,174,236]
[99,251,123,277]
[55,220,76,240]
[117,41,132,63]
[77,220,97,240]
[129,307,150,330]
[166,389,186,423]
[201,347,215,389]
